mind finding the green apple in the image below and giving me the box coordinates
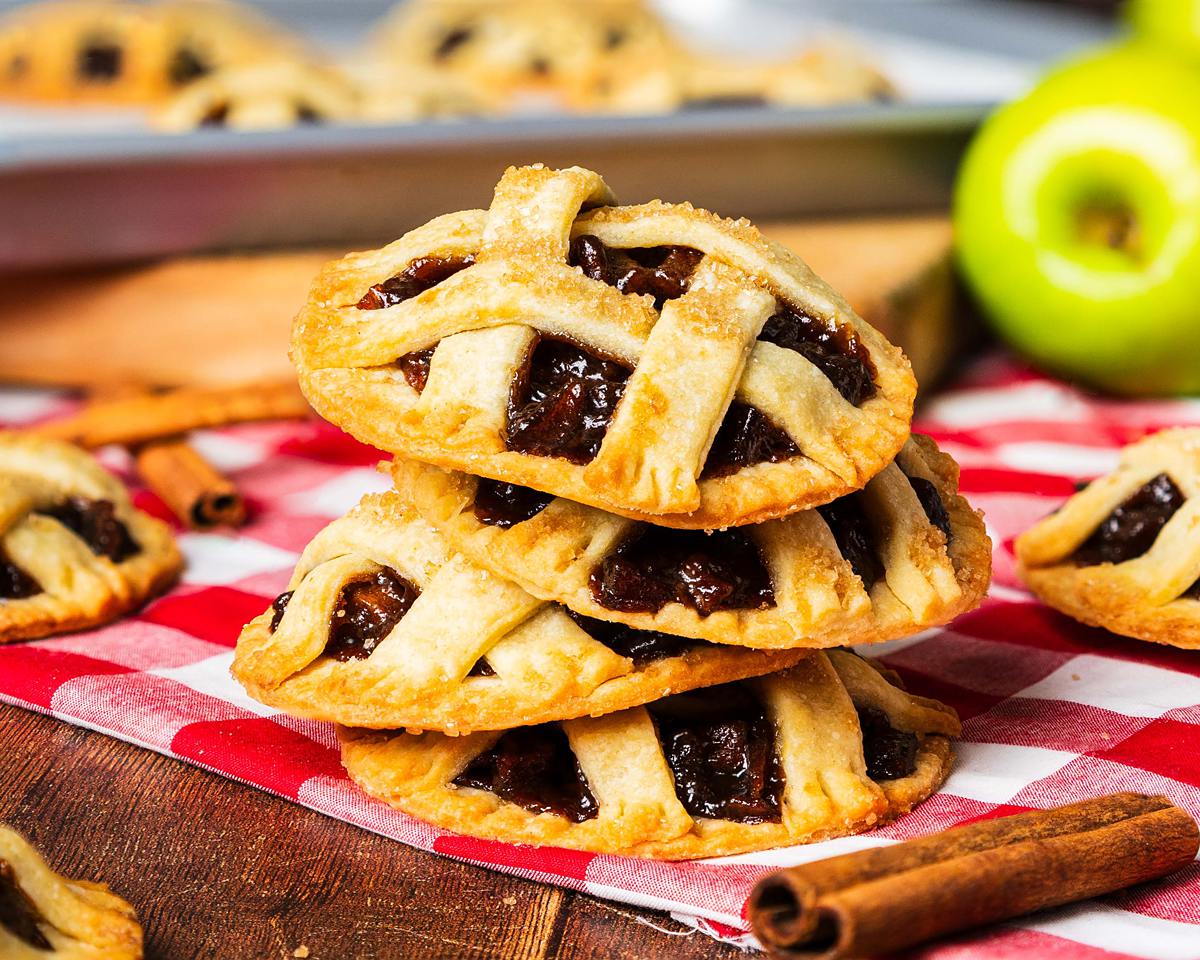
[954,44,1200,395]
[1128,0,1200,61]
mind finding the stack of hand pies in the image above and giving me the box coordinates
[233,163,992,859]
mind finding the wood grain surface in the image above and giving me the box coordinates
[0,703,743,960]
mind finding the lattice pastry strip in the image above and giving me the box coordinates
[0,433,181,644]
[1016,428,1200,649]
[391,433,991,650]
[293,163,917,528]
[337,650,960,859]
[233,492,804,734]
[0,825,142,959]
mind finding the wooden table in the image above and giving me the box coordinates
[0,703,744,959]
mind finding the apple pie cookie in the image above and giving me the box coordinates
[293,164,917,528]
[1016,428,1200,649]
[0,433,181,644]
[233,492,803,733]
[0,825,142,959]
[338,650,959,859]
[392,434,991,650]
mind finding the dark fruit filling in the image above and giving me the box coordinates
[1186,580,1200,600]
[467,658,496,677]
[434,25,473,60]
[453,725,598,822]
[818,495,883,588]
[472,478,553,528]
[39,498,139,563]
[701,401,799,479]
[168,46,210,85]
[77,41,122,81]
[0,547,41,600]
[906,474,952,541]
[356,255,475,311]
[324,567,419,661]
[568,235,704,310]
[296,103,322,124]
[589,526,775,617]
[504,336,632,464]
[857,706,919,781]
[566,609,706,667]
[200,103,229,126]
[268,590,293,632]
[1071,474,1184,566]
[396,347,435,392]
[650,683,783,823]
[0,860,50,950]
[759,306,876,406]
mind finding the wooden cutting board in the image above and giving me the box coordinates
[0,216,967,392]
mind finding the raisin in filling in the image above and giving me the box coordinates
[650,683,783,823]
[504,336,632,464]
[857,706,919,781]
[0,547,41,600]
[356,255,475,311]
[472,478,553,528]
[452,725,598,822]
[701,401,799,479]
[905,474,952,541]
[818,495,884,588]
[566,609,708,666]
[77,40,122,81]
[324,568,419,661]
[396,346,435,392]
[0,860,50,951]
[434,25,473,60]
[467,658,496,677]
[39,498,139,563]
[759,306,876,406]
[568,235,703,310]
[589,526,775,617]
[1071,474,1184,566]
[168,46,209,85]
[268,590,293,632]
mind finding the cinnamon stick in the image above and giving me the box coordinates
[749,793,1198,960]
[33,381,310,449]
[135,441,246,529]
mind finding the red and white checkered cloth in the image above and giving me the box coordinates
[2,354,1198,958]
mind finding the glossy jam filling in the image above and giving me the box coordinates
[650,683,784,823]
[39,498,139,563]
[356,255,475,311]
[504,336,632,464]
[472,478,553,528]
[589,527,775,617]
[818,495,884,588]
[569,235,704,310]
[467,658,496,677]
[0,547,41,600]
[78,41,122,81]
[268,590,293,632]
[1071,474,1184,566]
[452,725,599,822]
[701,401,799,479]
[168,46,210,85]
[0,860,50,950]
[759,306,876,407]
[857,706,919,781]
[566,609,707,667]
[396,346,435,393]
[323,567,419,661]
[905,474,952,541]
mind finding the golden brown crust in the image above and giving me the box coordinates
[293,164,917,529]
[392,433,991,650]
[232,492,804,733]
[0,432,182,645]
[1016,428,1200,650]
[0,825,143,959]
[338,651,959,860]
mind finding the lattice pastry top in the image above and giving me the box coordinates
[339,650,960,859]
[294,164,917,528]
[233,492,803,734]
[0,432,181,644]
[391,434,991,650]
[0,0,292,105]
[1016,428,1200,650]
[0,825,142,959]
